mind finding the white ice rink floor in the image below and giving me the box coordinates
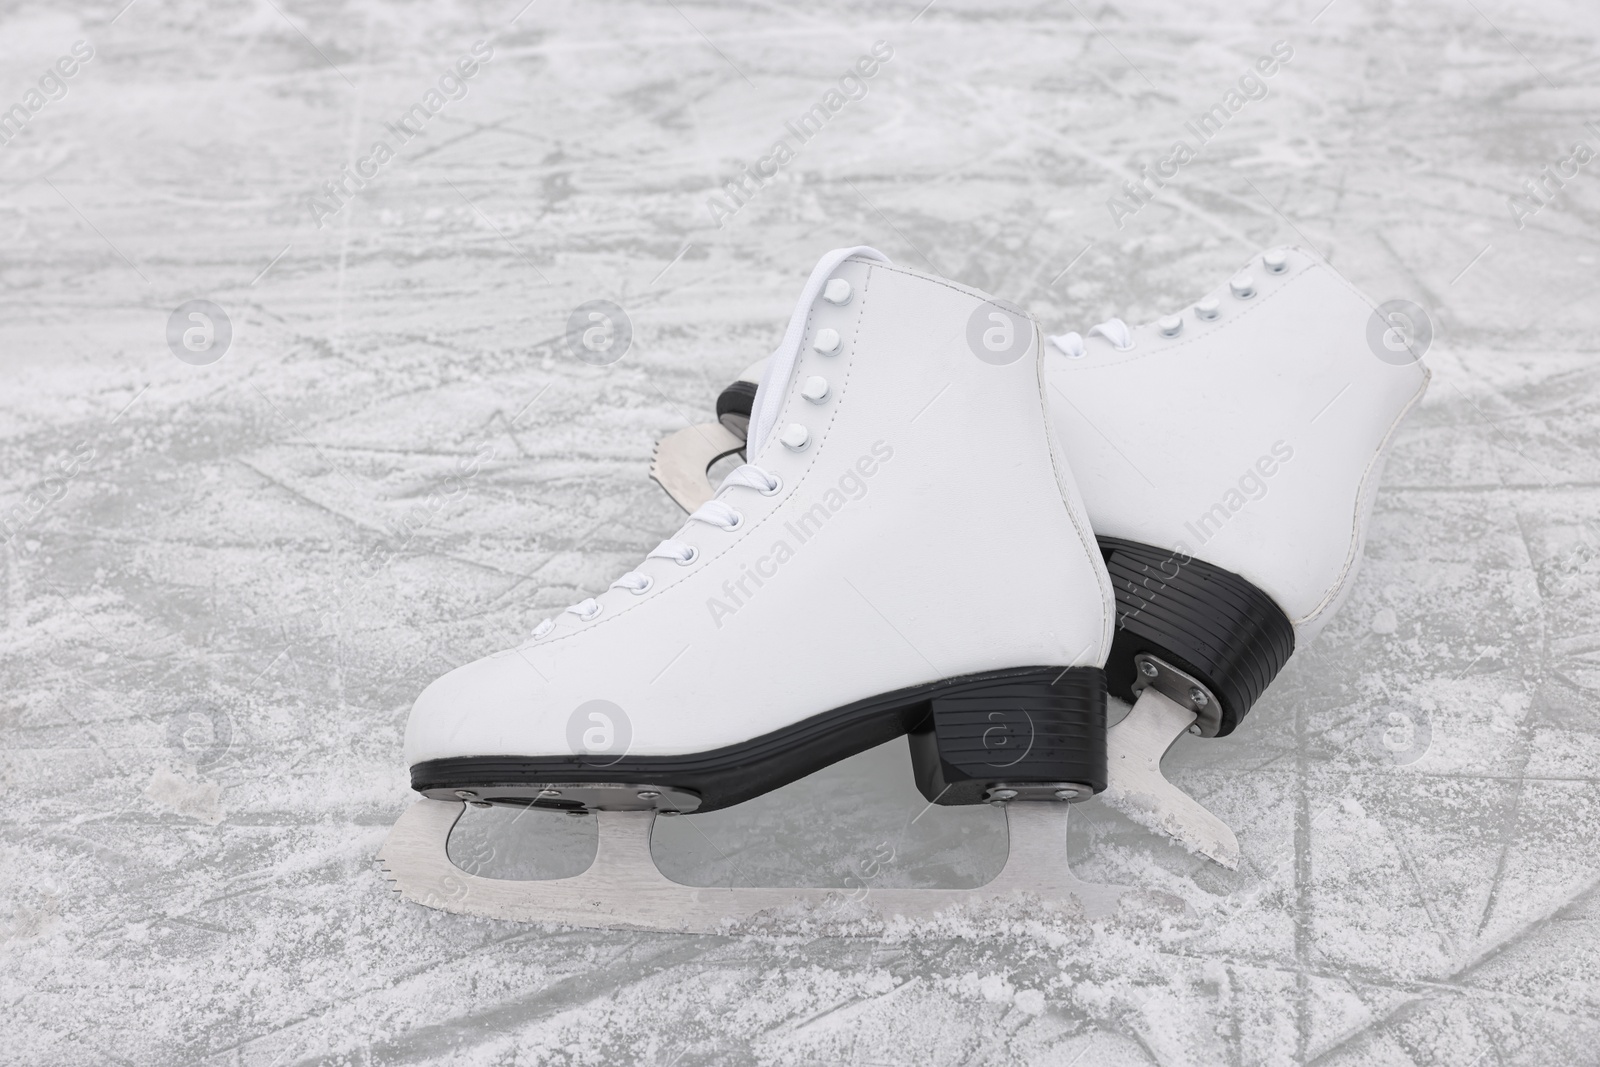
[3,0,1599,1063]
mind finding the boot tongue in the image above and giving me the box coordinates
[746,246,891,450]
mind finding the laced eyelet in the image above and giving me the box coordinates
[759,475,783,497]
[610,572,654,595]
[575,602,602,621]
[532,618,555,639]
[677,546,699,566]
[1048,333,1087,359]
[723,510,745,531]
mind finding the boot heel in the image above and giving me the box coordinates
[1100,537,1295,737]
[908,667,1106,806]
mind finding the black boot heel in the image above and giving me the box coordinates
[1099,537,1295,738]
[907,666,1106,806]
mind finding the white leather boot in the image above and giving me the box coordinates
[661,246,1430,865]
[382,248,1120,929]
[1041,247,1428,735]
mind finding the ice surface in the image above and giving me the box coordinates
[2,0,1598,1063]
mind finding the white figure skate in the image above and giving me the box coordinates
[654,247,1431,867]
[381,247,1122,930]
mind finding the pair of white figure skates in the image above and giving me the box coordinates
[380,245,1429,931]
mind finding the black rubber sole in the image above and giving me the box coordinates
[411,666,1106,813]
[1100,537,1294,736]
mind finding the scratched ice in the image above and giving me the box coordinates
[2,0,1597,1064]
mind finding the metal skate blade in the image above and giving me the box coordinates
[377,799,1133,932]
[1100,688,1241,869]
[649,422,744,513]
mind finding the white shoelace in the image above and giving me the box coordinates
[532,245,891,640]
[532,464,782,637]
[746,245,891,449]
[1048,316,1133,358]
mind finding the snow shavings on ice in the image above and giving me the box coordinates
[2,0,1599,1063]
